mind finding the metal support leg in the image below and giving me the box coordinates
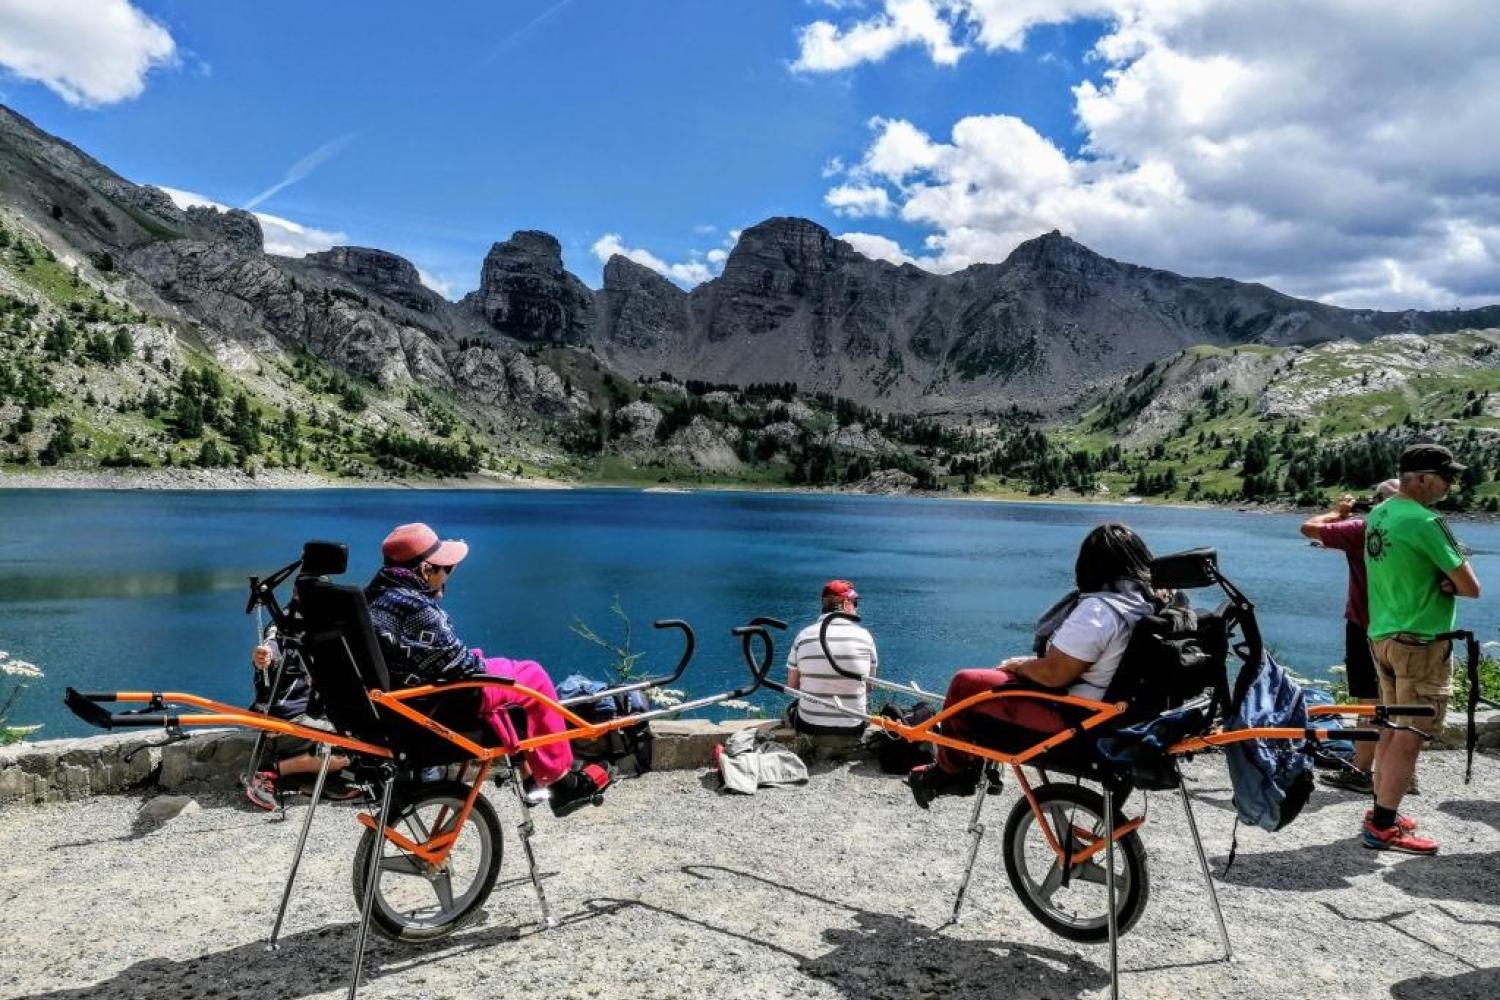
[950,769,996,924]
[347,772,395,1000]
[1178,781,1232,962]
[242,655,290,789]
[265,744,334,950]
[505,760,557,929]
[1103,784,1120,1000]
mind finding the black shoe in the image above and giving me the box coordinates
[549,762,614,818]
[906,764,978,810]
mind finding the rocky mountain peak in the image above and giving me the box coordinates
[310,246,420,286]
[304,245,440,312]
[184,205,263,254]
[1001,229,1112,275]
[720,216,843,277]
[602,254,684,295]
[467,229,594,343]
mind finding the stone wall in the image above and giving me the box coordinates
[0,719,784,808]
[5,713,1492,809]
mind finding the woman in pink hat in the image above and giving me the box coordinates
[364,522,611,816]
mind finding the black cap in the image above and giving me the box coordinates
[1399,443,1465,479]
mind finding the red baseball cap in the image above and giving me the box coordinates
[381,522,469,568]
[822,579,859,601]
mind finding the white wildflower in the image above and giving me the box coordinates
[647,689,683,708]
[0,658,43,679]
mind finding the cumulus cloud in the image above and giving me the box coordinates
[825,183,893,217]
[802,1,1500,308]
[592,232,742,288]
[793,0,966,72]
[0,0,176,106]
[158,187,349,259]
[836,231,928,267]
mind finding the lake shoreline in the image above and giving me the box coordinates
[6,465,1497,521]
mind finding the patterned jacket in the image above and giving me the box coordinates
[364,567,485,688]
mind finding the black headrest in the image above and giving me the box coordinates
[1150,548,1219,590]
[300,540,348,577]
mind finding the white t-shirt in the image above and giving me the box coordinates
[786,614,878,729]
[1049,591,1154,701]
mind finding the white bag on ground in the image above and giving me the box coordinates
[717,726,809,794]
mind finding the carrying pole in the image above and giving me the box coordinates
[266,743,334,950]
[1103,784,1120,1000]
[1178,780,1231,962]
[506,759,558,930]
[348,771,395,1000]
[950,768,996,924]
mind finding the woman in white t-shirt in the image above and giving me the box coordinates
[908,523,1158,808]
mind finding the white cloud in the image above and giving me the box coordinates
[805,1,1500,308]
[836,231,927,267]
[416,268,455,299]
[0,0,176,106]
[592,233,721,288]
[824,183,893,218]
[158,187,349,259]
[793,0,966,72]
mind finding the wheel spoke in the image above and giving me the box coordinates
[1071,859,1110,887]
[1037,860,1066,901]
[379,853,426,876]
[432,871,455,911]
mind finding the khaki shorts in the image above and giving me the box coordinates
[1371,636,1452,735]
[273,714,335,759]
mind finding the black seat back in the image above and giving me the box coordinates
[294,576,392,746]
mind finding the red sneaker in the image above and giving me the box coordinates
[1361,818,1437,854]
[244,770,279,812]
[1363,809,1417,834]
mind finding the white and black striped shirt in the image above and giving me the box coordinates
[787,614,878,729]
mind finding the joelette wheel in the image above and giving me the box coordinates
[352,780,504,942]
[1002,781,1149,943]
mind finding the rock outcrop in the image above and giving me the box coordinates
[305,246,443,313]
[465,230,595,344]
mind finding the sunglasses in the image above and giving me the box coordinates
[425,563,455,576]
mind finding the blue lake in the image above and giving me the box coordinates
[4,488,1499,739]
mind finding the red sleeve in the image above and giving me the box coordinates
[1317,518,1364,553]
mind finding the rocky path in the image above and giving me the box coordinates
[1,754,1496,1000]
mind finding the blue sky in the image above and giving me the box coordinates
[2,2,1498,310]
[0,1,1102,295]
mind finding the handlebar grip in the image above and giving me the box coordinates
[1382,704,1436,717]
[747,617,788,631]
[64,688,116,730]
[1310,727,1379,742]
[654,618,690,630]
[730,625,763,637]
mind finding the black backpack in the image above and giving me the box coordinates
[570,690,654,772]
[867,701,938,774]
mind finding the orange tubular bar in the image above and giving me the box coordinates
[1167,726,1354,754]
[864,689,1127,768]
[100,692,393,759]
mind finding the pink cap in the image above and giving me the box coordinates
[381,522,469,568]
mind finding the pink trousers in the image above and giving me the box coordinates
[473,653,574,786]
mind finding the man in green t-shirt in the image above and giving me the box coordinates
[1362,444,1481,855]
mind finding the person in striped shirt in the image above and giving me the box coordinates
[784,580,879,757]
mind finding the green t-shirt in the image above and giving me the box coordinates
[1364,496,1466,640]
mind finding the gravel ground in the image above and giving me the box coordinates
[1,754,1495,1000]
